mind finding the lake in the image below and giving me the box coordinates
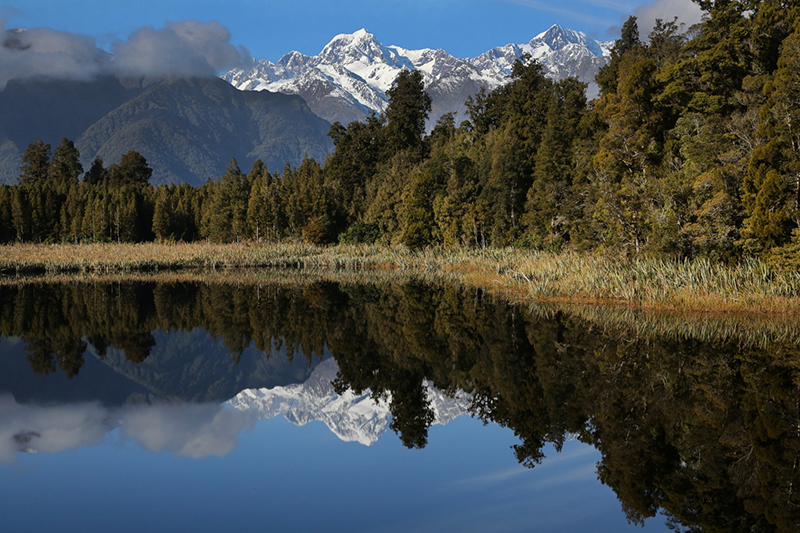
[0,279,797,532]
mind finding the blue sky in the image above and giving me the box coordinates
[2,0,703,62]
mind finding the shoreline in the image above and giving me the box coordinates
[2,242,800,316]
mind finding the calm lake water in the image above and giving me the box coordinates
[0,280,797,532]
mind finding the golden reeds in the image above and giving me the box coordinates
[3,242,800,314]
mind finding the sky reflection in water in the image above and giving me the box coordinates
[1,400,665,533]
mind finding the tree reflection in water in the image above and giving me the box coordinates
[0,280,798,531]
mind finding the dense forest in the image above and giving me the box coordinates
[1,0,800,263]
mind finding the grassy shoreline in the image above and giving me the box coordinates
[2,242,800,315]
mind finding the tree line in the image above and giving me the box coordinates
[2,0,800,263]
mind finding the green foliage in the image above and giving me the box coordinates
[338,221,383,244]
[384,70,431,160]
[107,151,153,187]
[19,140,50,185]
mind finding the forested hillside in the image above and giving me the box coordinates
[0,76,332,186]
[1,0,799,266]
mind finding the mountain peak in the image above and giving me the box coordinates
[319,28,390,65]
[352,28,374,39]
[324,28,380,51]
[532,24,605,57]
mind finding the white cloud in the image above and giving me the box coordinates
[111,20,247,79]
[0,395,110,462]
[0,26,107,89]
[0,19,248,90]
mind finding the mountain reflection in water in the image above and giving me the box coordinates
[0,280,798,532]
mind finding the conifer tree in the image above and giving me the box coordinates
[0,185,14,242]
[19,140,50,185]
[107,151,153,187]
[84,156,105,185]
[48,138,82,191]
[152,185,174,241]
[384,70,431,160]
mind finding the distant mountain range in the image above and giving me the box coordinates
[223,25,612,127]
[0,75,333,186]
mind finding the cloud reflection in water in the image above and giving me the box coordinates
[0,394,252,462]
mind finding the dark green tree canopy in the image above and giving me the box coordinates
[19,140,51,185]
[384,69,432,158]
[107,151,153,186]
[48,137,83,187]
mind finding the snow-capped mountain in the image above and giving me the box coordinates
[226,358,472,446]
[223,25,612,127]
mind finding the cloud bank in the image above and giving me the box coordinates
[0,19,248,89]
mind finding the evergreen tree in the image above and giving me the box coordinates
[107,151,153,187]
[48,137,82,191]
[84,156,105,185]
[523,79,586,247]
[596,16,641,97]
[247,166,272,243]
[0,185,15,243]
[324,115,385,227]
[19,140,50,185]
[203,158,250,242]
[384,70,432,160]
[741,20,800,249]
[11,186,32,242]
[152,185,175,241]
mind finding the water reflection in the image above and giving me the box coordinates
[0,395,248,460]
[229,358,472,446]
[0,280,798,531]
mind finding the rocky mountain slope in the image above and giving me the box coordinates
[223,25,612,127]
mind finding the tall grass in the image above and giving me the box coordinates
[3,242,800,314]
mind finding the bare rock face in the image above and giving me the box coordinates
[223,25,612,128]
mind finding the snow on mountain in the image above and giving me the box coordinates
[226,358,472,446]
[222,25,612,127]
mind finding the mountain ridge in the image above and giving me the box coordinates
[223,24,612,127]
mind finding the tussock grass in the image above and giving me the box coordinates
[0,242,402,272]
[3,243,800,315]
